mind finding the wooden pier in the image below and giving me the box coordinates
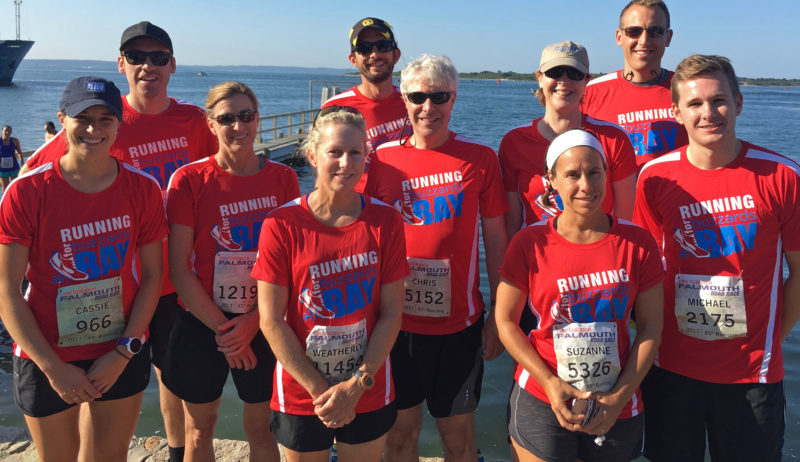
[253,108,317,161]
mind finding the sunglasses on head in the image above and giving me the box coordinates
[211,109,257,126]
[543,66,587,81]
[313,106,363,128]
[354,40,395,55]
[122,50,172,66]
[405,91,452,105]
[622,26,668,39]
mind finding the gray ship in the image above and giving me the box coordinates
[0,0,33,86]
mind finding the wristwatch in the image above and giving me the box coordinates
[116,336,143,356]
[354,369,375,390]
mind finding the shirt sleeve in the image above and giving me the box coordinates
[137,176,169,246]
[380,207,410,284]
[636,229,666,292]
[0,179,35,247]
[605,127,638,183]
[479,148,511,218]
[498,132,519,193]
[165,167,196,228]
[632,171,665,251]
[779,164,800,251]
[251,215,291,286]
[499,231,533,291]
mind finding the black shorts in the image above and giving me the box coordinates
[13,345,151,418]
[161,308,275,404]
[391,317,483,418]
[642,366,785,462]
[508,383,643,462]
[271,403,397,452]
[149,292,180,369]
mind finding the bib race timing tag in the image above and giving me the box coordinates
[305,319,367,384]
[403,257,451,318]
[553,322,621,392]
[213,251,257,313]
[1,157,13,169]
[675,274,747,341]
[56,277,125,347]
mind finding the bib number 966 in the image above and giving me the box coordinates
[76,314,112,333]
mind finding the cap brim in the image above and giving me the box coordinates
[65,99,122,120]
[539,58,589,74]
[120,35,172,52]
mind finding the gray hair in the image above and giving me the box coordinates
[400,54,458,93]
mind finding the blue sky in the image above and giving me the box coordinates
[5,0,800,78]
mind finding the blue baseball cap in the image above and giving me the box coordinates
[59,77,123,120]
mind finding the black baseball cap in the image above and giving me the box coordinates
[59,77,123,120]
[120,21,173,53]
[349,17,396,52]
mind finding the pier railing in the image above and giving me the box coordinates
[256,108,319,144]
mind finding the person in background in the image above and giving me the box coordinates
[321,17,411,191]
[44,121,58,140]
[582,0,687,167]
[254,108,407,462]
[0,125,23,192]
[634,55,800,462]
[496,129,663,462]
[365,54,509,462]
[0,76,167,461]
[499,40,637,240]
[21,21,218,462]
[164,81,296,462]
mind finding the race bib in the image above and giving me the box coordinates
[553,322,621,392]
[403,257,451,318]
[305,319,367,384]
[213,251,257,313]
[675,274,747,340]
[1,157,13,169]
[56,277,125,347]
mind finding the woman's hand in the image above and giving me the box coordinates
[86,348,130,394]
[223,344,258,370]
[215,310,259,355]
[541,376,592,432]
[312,378,364,428]
[46,361,102,404]
[580,390,626,436]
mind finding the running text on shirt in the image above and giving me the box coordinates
[617,109,682,158]
[401,170,464,225]
[56,215,132,282]
[673,195,757,259]
[300,251,379,321]
[127,136,190,188]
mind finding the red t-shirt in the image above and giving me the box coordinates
[500,217,663,418]
[582,70,688,167]
[0,161,168,361]
[322,86,412,191]
[251,195,409,415]
[633,142,800,383]
[26,97,218,295]
[364,133,509,335]
[166,156,300,310]
[499,115,638,225]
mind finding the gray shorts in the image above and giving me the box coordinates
[508,382,644,462]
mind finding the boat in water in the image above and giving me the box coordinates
[0,0,34,86]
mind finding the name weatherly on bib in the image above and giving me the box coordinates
[673,194,757,259]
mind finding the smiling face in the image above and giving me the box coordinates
[348,28,400,84]
[549,146,607,217]
[58,105,120,156]
[117,37,176,99]
[207,93,259,154]
[537,67,589,112]
[673,70,742,151]
[403,78,455,146]
[616,4,672,81]
[308,122,366,194]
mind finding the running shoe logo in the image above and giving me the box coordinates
[673,221,710,258]
[299,287,336,320]
[50,249,89,281]
[393,195,423,226]
[550,298,572,325]
[211,221,241,251]
[534,190,564,219]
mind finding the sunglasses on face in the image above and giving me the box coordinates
[622,26,668,39]
[211,109,257,126]
[543,66,587,81]
[405,91,452,105]
[354,40,395,55]
[122,50,172,66]
[313,106,363,128]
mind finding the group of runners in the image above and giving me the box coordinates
[0,1,797,462]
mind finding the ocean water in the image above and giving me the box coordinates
[0,60,799,460]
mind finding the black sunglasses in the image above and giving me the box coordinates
[211,109,257,126]
[622,26,668,39]
[354,40,395,55]
[122,50,172,66]
[405,91,452,105]
[313,106,363,128]
[543,66,587,81]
